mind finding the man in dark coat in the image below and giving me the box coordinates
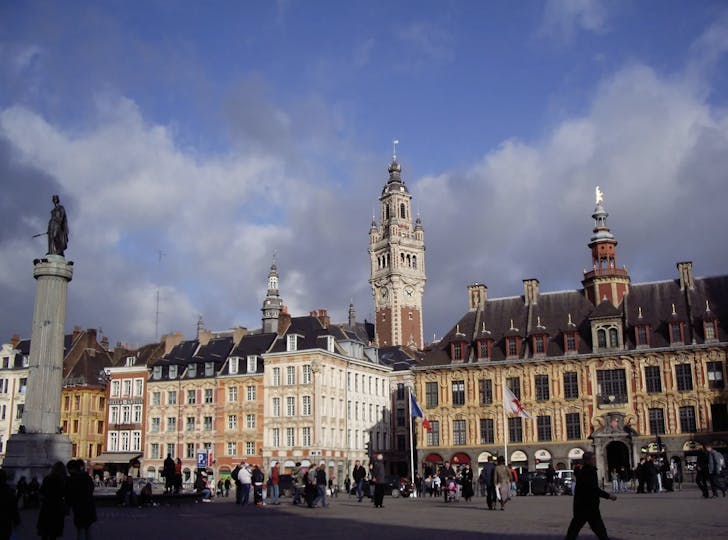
[481,458,497,510]
[439,461,456,503]
[352,460,367,502]
[565,452,617,540]
[372,454,387,508]
[162,454,175,493]
[0,469,20,540]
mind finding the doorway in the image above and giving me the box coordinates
[606,440,630,478]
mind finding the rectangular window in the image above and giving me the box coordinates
[110,406,119,424]
[564,371,578,399]
[15,403,24,420]
[152,391,161,406]
[707,362,725,390]
[247,355,257,373]
[286,397,295,416]
[478,340,490,359]
[229,357,239,374]
[596,369,628,403]
[507,377,521,400]
[246,414,255,429]
[228,386,238,402]
[153,366,162,379]
[121,405,131,423]
[705,321,716,340]
[133,378,143,396]
[109,432,118,451]
[453,343,463,361]
[111,380,120,397]
[151,417,160,433]
[226,442,236,456]
[186,443,195,459]
[302,427,311,447]
[286,335,297,352]
[425,382,438,408]
[247,385,256,401]
[508,417,523,443]
[169,365,177,379]
[228,415,237,430]
[132,405,142,423]
[675,364,693,391]
[272,367,281,386]
[534,336,545,354]
[203,416,213,431]
[286,427,295,447]
[167,417,176,432]
[166,443,175,459]
[480,418,494,444]
[479,379,493,405]
[396,407,405,427]
[648,408,665,434]
[396,383,405,400]
[427,421,440,446]
[287,366,296,385]
[204,362,214,377]
[302,364,312,384]
[636,325,648,346]
[272,428,280,447]
[453,419,466,445]
[273,398,280,417]
[186,417,195,432]
[670,322,683,344]
[120,431,130,451]
[150,443,159,460]
[452,380,465,406]
[645,366,662,393]
[679,406,696,433]
[132,431,141,451]
[74,395,81,410]
[537,415,552,441]
[565,332,576,352]
[187,364,197,378]
[204,389,213,403]
[566,412,581,440]
[302,395,312,416]
[187,389,196,404]
[122,379,132,396]
[246,441,256,455]
[507,338,517,357]
[167,391,177,405]
[535,375,550,401]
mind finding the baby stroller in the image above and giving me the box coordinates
[443,480,459,502]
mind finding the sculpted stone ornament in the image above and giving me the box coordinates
[47,194,69,256]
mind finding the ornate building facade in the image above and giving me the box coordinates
[369,150,426,349]
[414,193,727,481]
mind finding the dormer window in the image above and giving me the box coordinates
[564,331,578,353]
[452,343,464,361]
[594,324,621,351]
[153,366,162,379]
[326,335,335,353]
[229,357,239,375]
[287,334,299,352]
[532,335,548,356]
[704,320,717,342]
[477,339,492,360]
[168,365,177,379]
[506,337,521,358]
[125,356,135,367]
[669,321,684,345]
[187,364,197,378]
[635,324,650,347]
[205,362,214,376]
[247,355,257,374]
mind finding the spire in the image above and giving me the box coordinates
[348,300,356,327]
[196,315,205,339]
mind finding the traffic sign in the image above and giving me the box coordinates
[196,450,208,468]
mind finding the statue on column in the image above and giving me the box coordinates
[47,195,69,256]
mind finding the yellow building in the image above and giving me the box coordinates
[415,197,727,480]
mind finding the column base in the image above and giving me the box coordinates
[2,432,72,483]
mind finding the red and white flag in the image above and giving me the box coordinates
[503,385,532,419]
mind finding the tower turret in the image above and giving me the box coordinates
[262,256,283,333]
[582,186,630,306]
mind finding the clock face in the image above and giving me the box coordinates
[405,286,414,298]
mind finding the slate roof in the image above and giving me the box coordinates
[224,332,277,374]
[378,346,423,371]
[268,316,339,354]
[421,274,728,367]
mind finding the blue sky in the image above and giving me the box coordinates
[1,1,728,347]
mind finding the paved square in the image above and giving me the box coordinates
[15,487,728,540]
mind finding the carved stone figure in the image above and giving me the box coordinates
[47,195,69,256]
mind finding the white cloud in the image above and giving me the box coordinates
[540,0,609,41]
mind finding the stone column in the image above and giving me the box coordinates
[3,254,74,482]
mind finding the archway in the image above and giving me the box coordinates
[450,452,471,465]
[606,441,630,478]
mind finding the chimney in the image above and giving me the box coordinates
[677,261,694,290]
[317,309,330,329]
[198,329,212,346]
[10,334,20,348]
[163,332,184,355]
[523,279,540,305]
[467,283,487,311]
[100,336,110,350]
[278,306,291,336]
[232,326,248,345]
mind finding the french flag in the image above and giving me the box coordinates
[410,393,432,431]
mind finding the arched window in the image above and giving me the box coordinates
[385,205,390,220]
[401,253,405,264]
[412,255,417,269]
[400,203,406,219]
[609,328,619,348]
[406,254,411,267]
[597,329,607,348]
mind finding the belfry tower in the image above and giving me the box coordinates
[582,186,631,306]
[368,143,426,349]
[261,257,283,333]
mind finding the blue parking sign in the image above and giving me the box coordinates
[196,451,208,468]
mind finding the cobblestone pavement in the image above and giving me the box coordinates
[15,486,728,540]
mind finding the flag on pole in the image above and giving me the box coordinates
[503,385,532,419]
[410,393,432,431]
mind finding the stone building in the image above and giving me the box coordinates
[414,194,727,481]
[0,337,29,461]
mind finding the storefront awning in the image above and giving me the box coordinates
[92,452,143,464]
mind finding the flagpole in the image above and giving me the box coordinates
[503,375,508,466]
[408,387,417,497]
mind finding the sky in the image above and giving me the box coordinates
[1,0,728,348]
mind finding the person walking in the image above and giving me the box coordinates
[482,457,497,510]
[0,468,21,540]
[494,456,513,511]
[706,444,726,497]
[37,461,68,540]
[162,454,175,494]
[460,464,474,502]
[312,464,328,508]
[565,451,617,540]
[352,460,367,502]
[66,460,97,540]
[372,454,386,508]
[269,461,281,505]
